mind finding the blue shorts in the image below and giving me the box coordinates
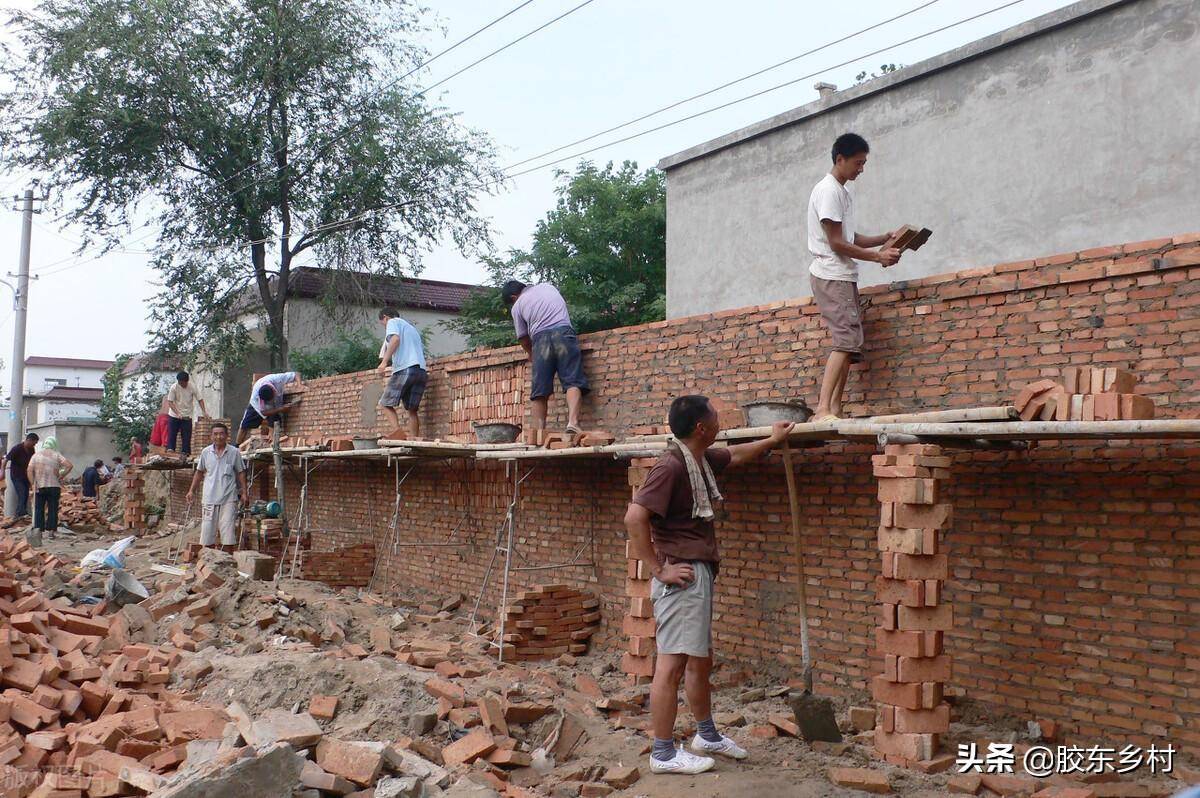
[530,325,589,401]
[239,404,281,430]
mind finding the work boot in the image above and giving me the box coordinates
[648,745,715,775]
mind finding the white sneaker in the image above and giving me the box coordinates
[691,733,748,760]
[649,746,716,775]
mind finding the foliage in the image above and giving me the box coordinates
[1,0,501,369]
[855,63,901,84]
[99,355,162,454]
[290,329,380,379]
[448,161,666,349]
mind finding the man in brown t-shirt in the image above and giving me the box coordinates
[625,395,793,775]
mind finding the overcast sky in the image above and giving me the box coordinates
[0,0,1077,393]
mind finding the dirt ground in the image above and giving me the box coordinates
[32,523,1196,798]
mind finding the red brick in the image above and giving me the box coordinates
[441,728,496,766]
[828,767,891,794]
[308,695,338,721]
[874,729,937,761]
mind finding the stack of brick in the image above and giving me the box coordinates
[0,532,237,795]
[1016,367,1154,421]
[301,542,376,588]
[872,444,953,769]
[122,465,146,532]
[621,457,658,684]
[498,585,600,661]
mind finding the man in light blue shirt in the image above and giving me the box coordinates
[377,307,428,438]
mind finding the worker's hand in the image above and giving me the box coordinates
[241,491,249,506]
[185,491,193,504]
[377,363,389,377]
[655,561,694,588]
[877,247,901,267]
[768,421,795,444]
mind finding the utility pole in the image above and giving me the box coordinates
[6,189,38,458]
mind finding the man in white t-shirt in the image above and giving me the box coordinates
[807,132,902,421]
[236,371,303,444]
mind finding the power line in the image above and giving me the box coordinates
[220,0,566,201]
[51,0,546,256]
[26,0,1028,269]
[417,0,596,98]
[502,0,940,172]
[503,0,1027,179]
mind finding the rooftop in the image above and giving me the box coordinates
[24,356,114,370]
[38,386,104,401]
[285,267,478,313]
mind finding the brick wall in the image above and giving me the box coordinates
[171,234,1200,751]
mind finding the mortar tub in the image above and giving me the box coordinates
[352,437,380,450]
[474,422,522,444]
[742,400,813,427]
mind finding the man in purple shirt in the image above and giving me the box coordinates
[502,281,589,435]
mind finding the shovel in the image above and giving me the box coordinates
[781,441,842,742]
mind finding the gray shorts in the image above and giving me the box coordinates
[811,275,864,363]
[380,366,427,411]
[651,560,714,657]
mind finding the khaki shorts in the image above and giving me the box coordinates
[200,502,239,546]
[811,276,865,363]
[651,560,714,657]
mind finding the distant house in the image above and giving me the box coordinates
[20,356,114,430]
[118,352,182,404]
[15,356,118,471]
[195,267,479,417]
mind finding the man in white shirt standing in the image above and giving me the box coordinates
[807,133,902,421]
[187,422,248,553]
[166,371,209,455]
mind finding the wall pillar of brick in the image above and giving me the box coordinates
[622,458,658,684]
[872,444,953,766]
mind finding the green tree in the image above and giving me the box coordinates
[449,161,666,349]
[1,0,500,369]
[99,356,162,454]
[290,329,379,379]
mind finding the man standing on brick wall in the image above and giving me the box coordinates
[187,422,248,554]
[502,280,588,436]
[166,371,209,455]
[236,371,303,444]
[377,307,428,439]
[808,132,902,421]
[624,395,793,775]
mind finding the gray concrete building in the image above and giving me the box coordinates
[658,0,1200,318]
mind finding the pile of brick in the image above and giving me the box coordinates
[122,466,147,532]
[0,532,237,795]
[872,443,955,771]
[520,429,616,448]
[1016,367,1154,421]
[494,585,600,661]
[621,458,658,684]
[58,490,110,530]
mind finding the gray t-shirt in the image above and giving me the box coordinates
[807,173,858,283]
[511,284,572,339]
[196,444,246,506]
